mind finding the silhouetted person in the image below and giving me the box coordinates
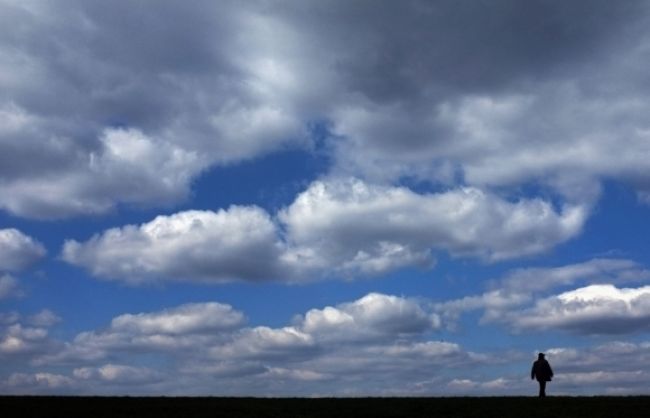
[531,352,553,397]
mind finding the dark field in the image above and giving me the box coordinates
[2,396,648,418]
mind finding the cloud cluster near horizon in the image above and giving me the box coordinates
[2,293,460,395]
[3,258,650,395]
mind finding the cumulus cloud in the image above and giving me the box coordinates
[9,294,650,396]
[25,293,486,395]
[442,341,650,396]
[0,228,46,272]
[210,326,316,361]
[63,178,588,284]
[316,1,650,206]
[2,0,650,220]
[39,301,245,365]
[435,258,650,330]
[281,179,586,270]
[3,372,75,392]
[495,258,650,294]
[26,310,61,328]
[110,302,245,335]
[297,293,439,342]
[73,364,162,385]
[0,0,310,218]
[62,207,285,284]
[509,284,650,334]
[0,311,58,358]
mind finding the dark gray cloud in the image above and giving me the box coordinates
[282,0,643,101]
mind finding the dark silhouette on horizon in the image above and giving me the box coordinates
[531,352,554,397]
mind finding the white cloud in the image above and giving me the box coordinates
[497,258,650,293]
[73,364,162,384]
[63,178,588,284]
[280,179,587,271]
[5,372,74,390]
[510,284,650,334]
[24,293,484,395]
[39,301,245,366]
[62,207,284,284]
[0,228,46,272]
[210,326,316,361]
[27,310,61,328]
[110,302,245,335]
[12,294,650,396]
[261,367,329,382]
[0,311,60,360]
[435,258,650,330]
[0,1,312,219]
[298,293,439,342]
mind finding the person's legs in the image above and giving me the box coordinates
[538,380,546,397]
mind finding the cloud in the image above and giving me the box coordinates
[297,293,439,342]
[0,228,46,272]
[532,341,650,395]
[0,310,60,361]
[209,326,316,361]
[280,179,587,271]
[441,341,650,396]
[25,293,486,395]
[509,284,650,334]
[62,207,285,284]
[110,302,245,335]
[315,1,650,205]
[0,312,58,358]
[26,310,61,328]
[3,373,74,392]
[63,178,588,284]
[546,341,650,374]
[73,364,162,385]
[496,258,650,293]
[3,0,650,220]
[435,258,650,330]
[12,294,650,396]
[0,0,310,218]
[39,301,245,365]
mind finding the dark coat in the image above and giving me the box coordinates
[531,359,554,382]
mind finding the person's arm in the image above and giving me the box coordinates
[531,363,536,380]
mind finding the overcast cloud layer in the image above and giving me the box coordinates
[3,0,650,396]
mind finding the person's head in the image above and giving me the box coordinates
[538,352,545,359]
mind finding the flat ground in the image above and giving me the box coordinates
[1,396,648,418]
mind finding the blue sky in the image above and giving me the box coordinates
[2,0,650,396]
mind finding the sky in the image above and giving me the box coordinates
[2,0,650,396]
